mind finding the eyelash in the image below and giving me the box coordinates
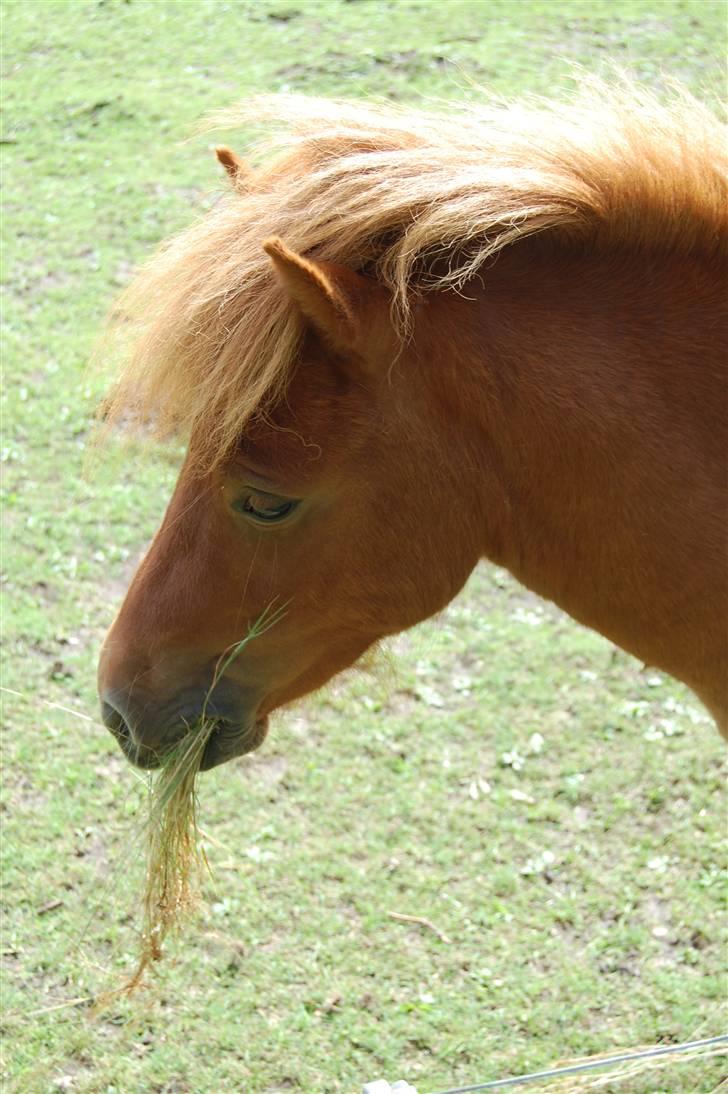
[232,490,299,524]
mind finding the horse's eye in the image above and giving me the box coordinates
[232,490,298,524]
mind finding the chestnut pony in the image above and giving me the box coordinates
[99,82,727,771]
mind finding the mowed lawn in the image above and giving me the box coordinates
[1,2,726,1091]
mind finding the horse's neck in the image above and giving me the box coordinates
[419,243,727,713]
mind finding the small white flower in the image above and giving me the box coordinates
[521,849,556,876]
[468,778,492,800]
[245,845,273,863]
[416,684,445,708]
[500,749,525,771]
[621,700,651,719]
[509,789,535,804]
[659,717,684,737]
[565,773,585,787]
[513,607,543,626]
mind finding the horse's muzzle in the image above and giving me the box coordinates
[100,683,268,771]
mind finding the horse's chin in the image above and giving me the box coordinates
[199,716,270,771]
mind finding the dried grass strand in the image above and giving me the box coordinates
[542,1040,727,1091]
[112,603,287,997]
[439,1036,727,1091]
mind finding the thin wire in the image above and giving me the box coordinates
[430,1035,728,1093]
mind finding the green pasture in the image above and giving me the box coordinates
[1,1,726,1091]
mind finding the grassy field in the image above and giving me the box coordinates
[1,1,726,1091]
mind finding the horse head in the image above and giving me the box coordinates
[98,240,482,769]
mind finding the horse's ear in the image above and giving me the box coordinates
[263,237,373,350]
[215,145,249,186]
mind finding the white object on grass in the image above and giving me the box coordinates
[362,1081,419,1094]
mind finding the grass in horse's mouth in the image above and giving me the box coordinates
[120,604,286,995]
[122,717,215,994]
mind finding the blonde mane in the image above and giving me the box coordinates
[105,79,727,471]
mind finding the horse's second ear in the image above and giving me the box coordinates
[216,145,249,186]
[263,237,375,351]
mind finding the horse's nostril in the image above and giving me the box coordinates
[101,699,131,743]
[101,692,210,769]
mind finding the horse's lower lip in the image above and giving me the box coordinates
[199,717,269,771]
